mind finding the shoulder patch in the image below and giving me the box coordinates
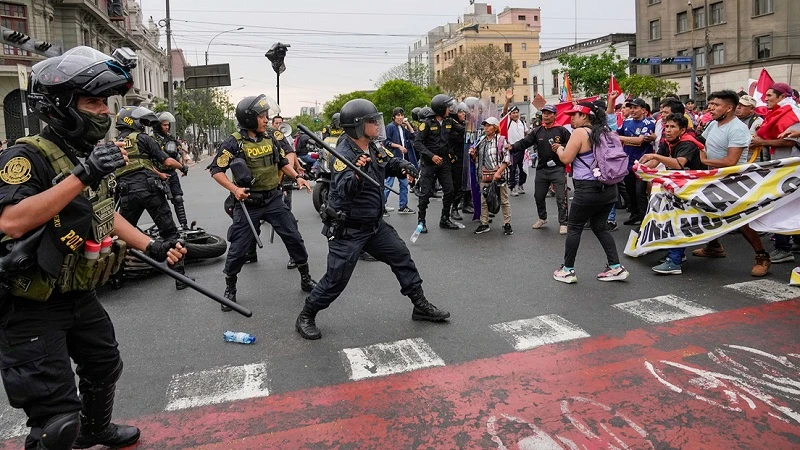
[0,156,32,184]
[385,148,394,158]
[273,130,284,141]
[333,159,347,172]
[419,122,426,131]
[216,150,234,168]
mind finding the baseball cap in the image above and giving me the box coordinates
[769,82,793,97]
[541,104,557,113]
[509,105,520,113]
[738,95,757,107]
[565,105,592,116]
[482,117,500,126]
[625,98,648,108]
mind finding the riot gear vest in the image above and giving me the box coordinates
[154,133,179,172]
[6,136,126,301]
[232,131,283,192]
[114,131,155,177]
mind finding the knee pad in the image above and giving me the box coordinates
[38,411,80,450]
[172,195,184,205]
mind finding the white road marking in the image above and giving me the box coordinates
[489,314,590,351]
[724,279,800,303]
[165,363,269,411]
[0,405,28,440]
[613,295,716,324]
[341,338,445,381]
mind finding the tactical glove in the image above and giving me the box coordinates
[72,142,126,186]
[402,162,420,179]
[145,238,181,263]
[180,165,189,176]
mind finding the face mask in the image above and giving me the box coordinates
[76,111,112,151]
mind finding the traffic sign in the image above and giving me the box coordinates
[663,56,693,64]
[631,56,693,65]
[184,64,232,90]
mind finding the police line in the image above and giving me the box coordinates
[624,157,800,257]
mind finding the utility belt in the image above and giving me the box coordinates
[243,188,281,206]
[342,220,379,232]
[116,176,168,196]
[7,239,127,301]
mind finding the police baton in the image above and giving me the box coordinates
[128,249,253,317]
[296,124,400,195]
[239,191,264,249]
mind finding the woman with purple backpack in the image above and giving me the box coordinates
[551,102,630,284]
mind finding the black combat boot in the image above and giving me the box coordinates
[295,305,321,340]
[297,262,317,292]
[173,200,189,230]
[221,275,237,312]
[287,257,297,270]
[408,286,451,322]
[72,380,140,449]
[439,215,460,230]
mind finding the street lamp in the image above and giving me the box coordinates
[205,27,244,65]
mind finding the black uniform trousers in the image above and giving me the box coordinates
[117,181,179,240]
[305,220,422,312]
[417,159,454,219]
[534,166,569,225]
[225,189,307,276]
[450,158,464,209]
[623,170,648,219]
[167,171,183,199]
[0,291,121,428]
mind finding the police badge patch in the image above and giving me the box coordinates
[419,123,426,131]
[273,130,284,141]
[216,150,234,168]
[333,159,347,172]
[0,157,32,184]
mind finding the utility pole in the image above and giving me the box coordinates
[166,0,174,114]
[704,0,711,96]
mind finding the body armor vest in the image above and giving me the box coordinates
[233,131,282,192]
[7,136,126,301]
[115,131,155,177]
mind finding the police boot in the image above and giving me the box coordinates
[72,380,140,449]
[408,286,451,322]
[287,257,297,270]
[173,262,194,291]
[221,275,237,312]
[295,304,321,340]
[297,262,317,292]
[173,201,189,230]
[439,215,460,230]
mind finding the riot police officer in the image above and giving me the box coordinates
[152,111,190,229]
[113,105,190,290]
[415,94,460,232]
[449,102,469,221]
[0,46,185,450]
[210,94,316,312]
[294,99,450,340]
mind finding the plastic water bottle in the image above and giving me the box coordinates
[452,221,466,229]
[410,223,424,243]
[223,331,255,344]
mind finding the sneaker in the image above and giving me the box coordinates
[503,223,513,235]
[607,221,619,232]
[385,206,396,212]
[559,225,568,235]
[474,224,490,234]
[531,219,547,229]
[398,206,416,214]
[658,253,687,264]
[517,185,525,194]
[769,249,795,263]
[652,258,682,275]
[510,187,520,197]
[553,266,577,284]
[692,244,726,258]
[751,252,771,277]
[383,211,390,217]
[623,216,643,226]
[597,265,629,282]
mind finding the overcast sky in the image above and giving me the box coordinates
[140,1,635,116]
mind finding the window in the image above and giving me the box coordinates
[652,58,661,75]
[710,2,724,24]
[436,70,440,80]
[83,29,91,46]
[693,6,706,28]
[533,76,538,94]
[522,61,527,68]
[754,0,773,15]
[711,43,724,65]
[1,2,28,56]
[459,45,463,54]
[524,95,529,102]
[523,78,528,85]
[488,43,493,48]
[435,54,439,63]
[649,19,661,40]
[518,15,526,20]
[677,11,688,32]
[521,43,527,51]
[504,43,512,52]
[491,96,496,103]
[755,35,771,59]
[551,73,559,95]
[677,49,690,70]
[534,15,538,21]
[693,46,706,68]
[648,0,661,4]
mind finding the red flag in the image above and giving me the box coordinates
[753,68,774,105]
[608,74,624,107]
[757,98,800,140]
[498,113,510,139]
[554,96,599,127]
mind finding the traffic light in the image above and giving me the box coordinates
[265,42,290,75]
[694,80,704,95]
[662,57,675,64]
[629,57,651,64]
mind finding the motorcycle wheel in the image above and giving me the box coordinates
[184,233,227,261]
[312,181,329,213]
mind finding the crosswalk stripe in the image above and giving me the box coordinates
[165,363,270,411]
[0,406,27,440]
[489,314,590,351]
[613,295,716,324]
[724,279,800,302]
[341,338,445,381]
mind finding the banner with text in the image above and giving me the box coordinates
[624,158,800,257]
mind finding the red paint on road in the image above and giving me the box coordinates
[3,301,800,449]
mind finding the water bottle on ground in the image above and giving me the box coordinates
[223,331,256,344]
[452,221,466,229]
[410,223,424,243]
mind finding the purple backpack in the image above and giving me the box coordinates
[585,131,628,185]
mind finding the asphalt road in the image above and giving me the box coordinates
[1,159,798,447]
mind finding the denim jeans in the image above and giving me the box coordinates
[774,234,793,252]
[667,247,685,265]
[384,176,409,208]
[608,205,616,222]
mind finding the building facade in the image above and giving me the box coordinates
[529,33,636,105]
[635,0,800,101]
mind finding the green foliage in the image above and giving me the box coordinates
[321,91,373,123]
[289,114,324,133]
[374,62,430,88]
[555,46,628,96]
[150,87,234,143]
[437,45,518,98]
[371,80,431,121]
[619,75,680,99]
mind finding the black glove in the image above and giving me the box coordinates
[180,165,189,176]
[72,142,126,186]
[402,162,420,179]
[145,238,181,262]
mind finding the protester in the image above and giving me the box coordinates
[617,98,656,226]
[470,117,512,235]
[383,107,416,215]
[501,91,529,197]
[552,103,629,284]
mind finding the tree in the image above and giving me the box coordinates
[619,75,680,99]
[555,47,629,97]
[437,45,518,98]
[321,90,373,123]
[371,80,431,121]
[289,114,324,133]
[374,62,430,88]
[152,86,234,144]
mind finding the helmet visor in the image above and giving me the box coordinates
[363,113,386,142]
[251,95,281,117]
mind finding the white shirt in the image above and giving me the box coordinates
[507,119,527,145]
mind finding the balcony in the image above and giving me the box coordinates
[59,0,136,47]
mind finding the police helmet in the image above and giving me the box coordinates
[158,112,176,123]
[431,94,456,117]
[331,112,341,130]
[27,46,135,153]
[236,94,279,131]
[456,102,469,116]
[340,99,383,139]
[116,106,160,131]
[411,107,422,122]
[419,106,435,120]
